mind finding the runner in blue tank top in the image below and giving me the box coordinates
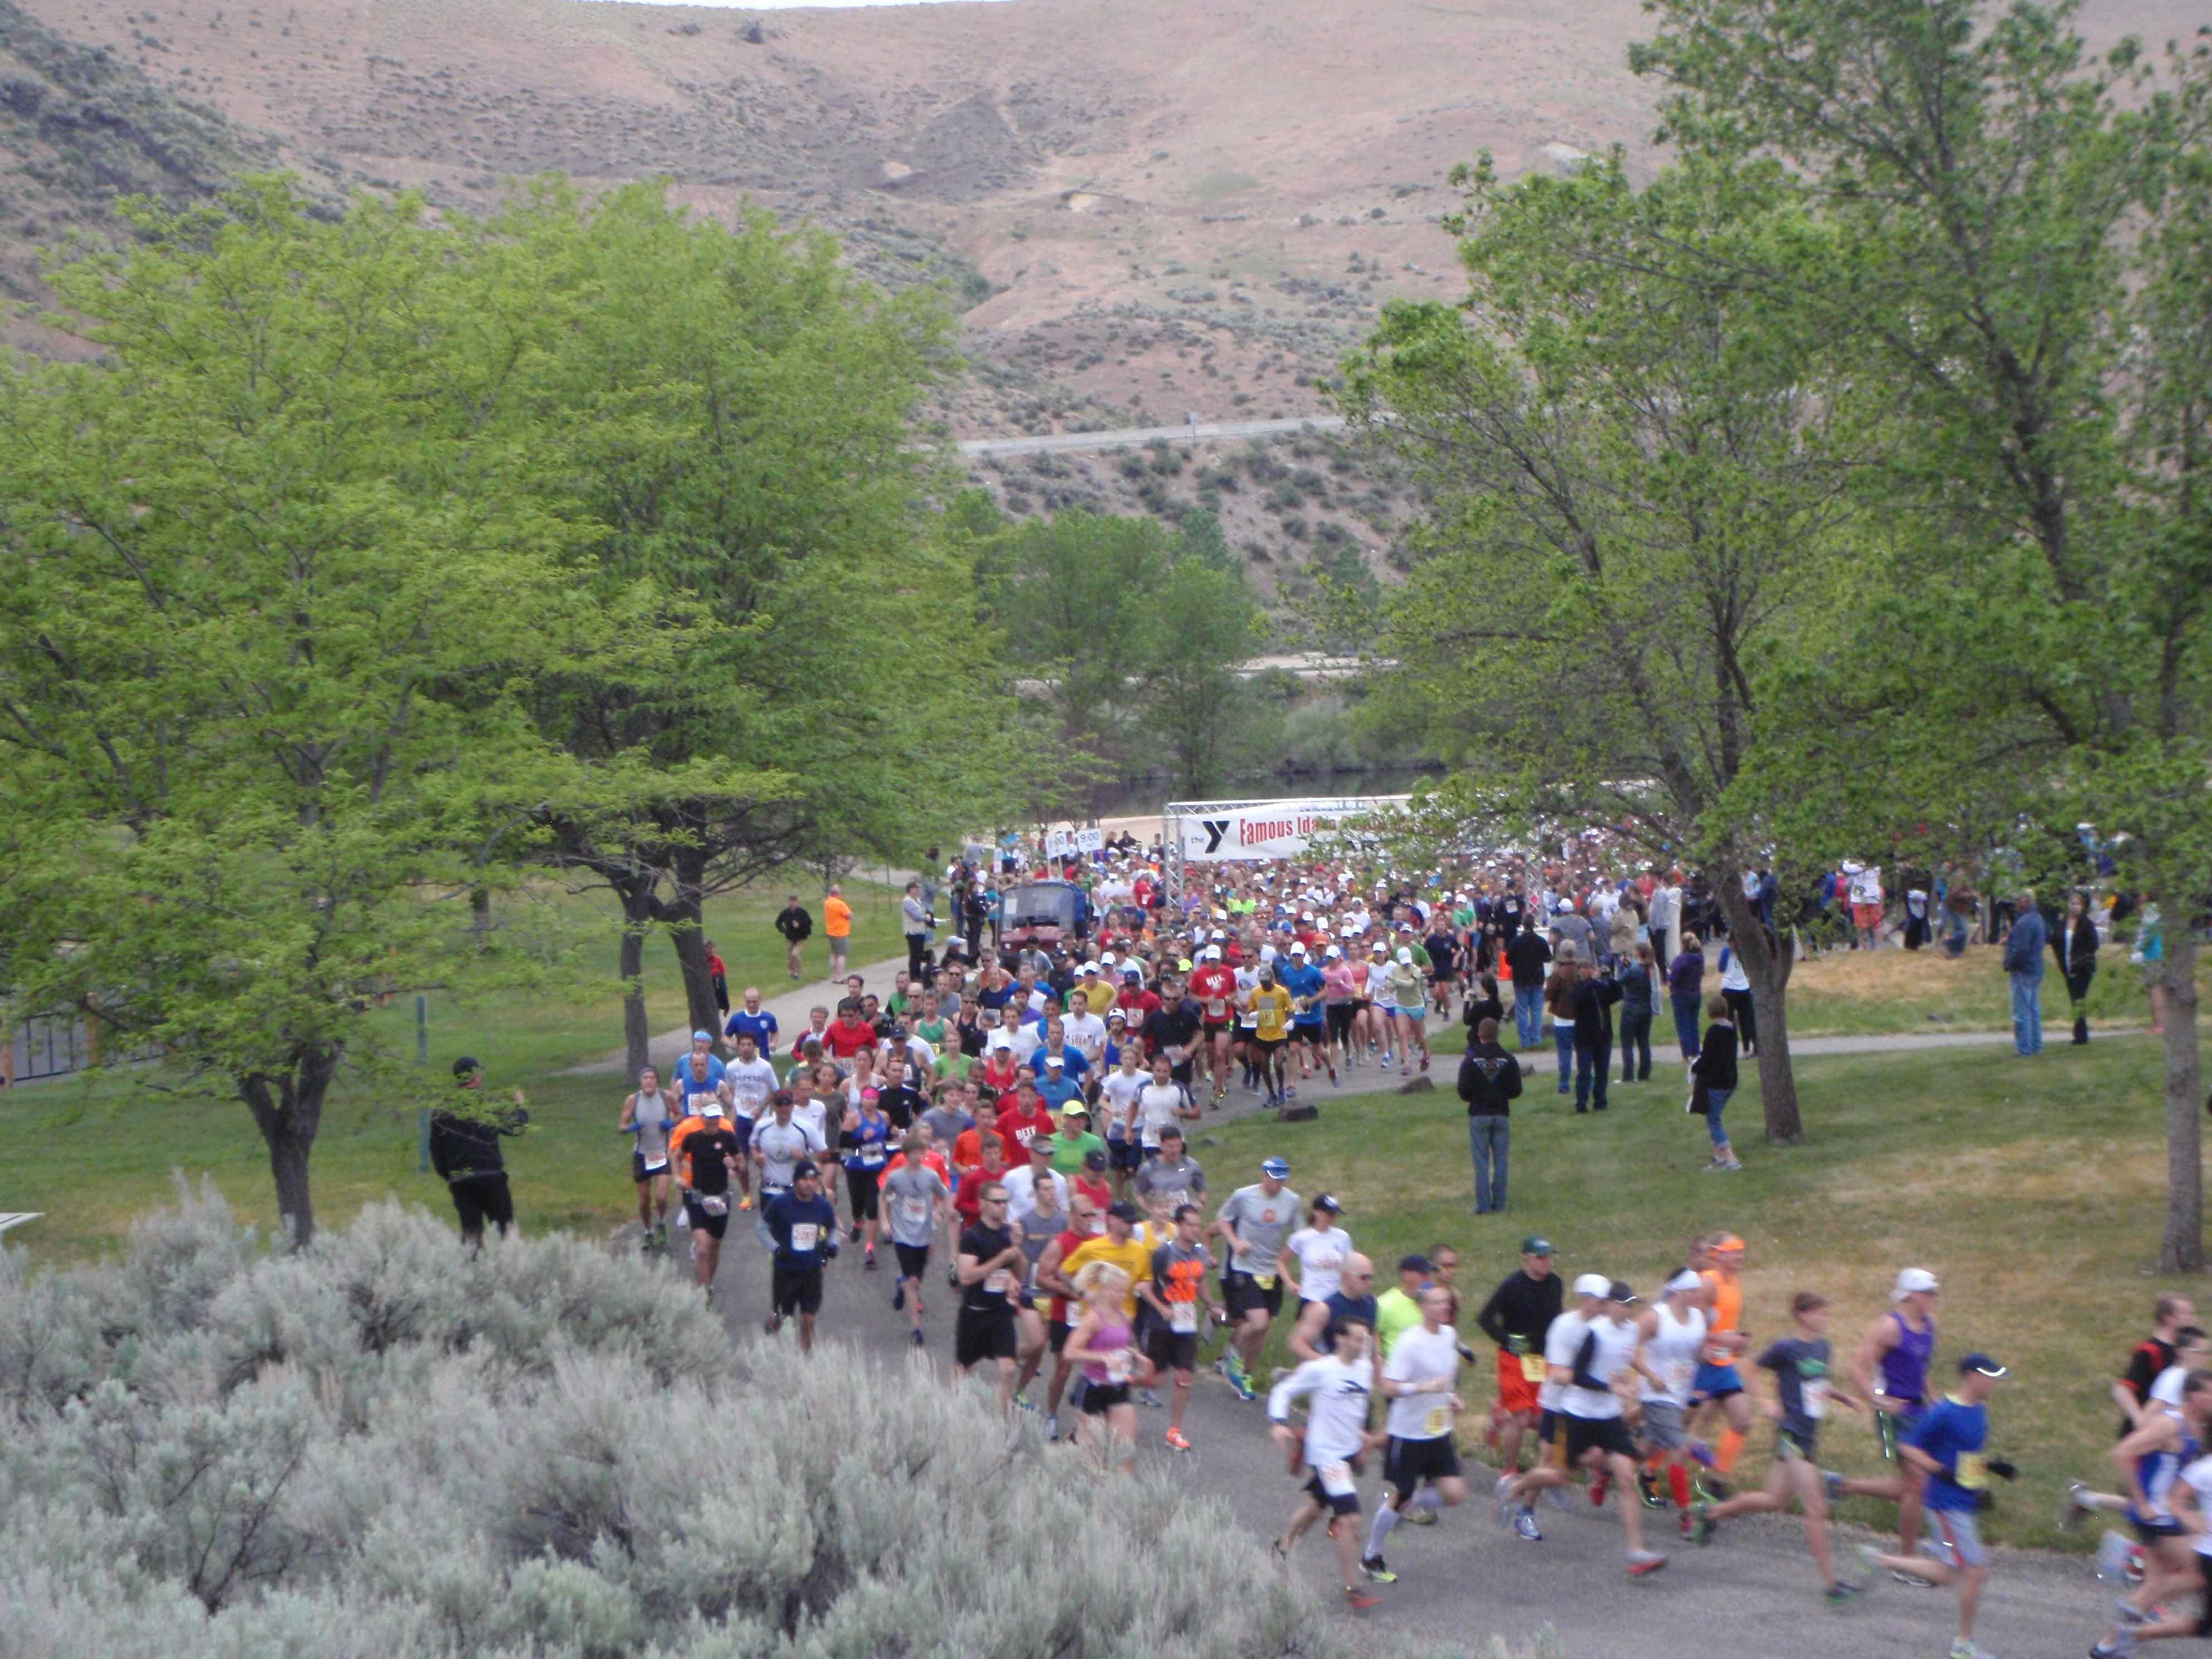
[2087,1371,2212,1657]
[1825,1268,1940,1559]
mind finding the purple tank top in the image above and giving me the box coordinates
[1083,1319,1134,1387]
[1880,1313,1935,1406]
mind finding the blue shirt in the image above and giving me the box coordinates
[764,1190,839,1270]
[1029,1046,1088,1081]
[669,1055,726,1108]
[1279,962,1326,1023]
[722,1009,779,1053]
[1036,1073,1083,1112]
[1904,1395,1989,1512]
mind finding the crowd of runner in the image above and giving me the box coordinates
[593,840,2183,1656]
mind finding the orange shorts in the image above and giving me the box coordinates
[1851,901,1883,930]
[1496,1348,1541,1417]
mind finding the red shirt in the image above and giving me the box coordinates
[876,1149,950,1190]
[954,1165,1008,1224]
[978,1055,1022,1097]
[1189,963,1238,1021]
[823,1018,876,1060]
[953,1126,1015,1172]
[1073,1173,1113,1214]
[1049,1225,1094,1323]
[997,1103,1055,1153]
[1116,986,1162,1021]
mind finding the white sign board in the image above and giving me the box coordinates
[1177,801,1388,862]
[1044,827,1104,858]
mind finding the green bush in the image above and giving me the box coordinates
[2,1186,1565,1658]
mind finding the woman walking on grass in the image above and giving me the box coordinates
[1690,994,1742,1172]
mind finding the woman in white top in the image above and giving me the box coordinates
[1287,1200,1354,1304]
[1716,939,1757,1057]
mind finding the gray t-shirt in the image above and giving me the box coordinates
[880,1165,949,1249]
[750,1118,826,1190]
[1216,1183,1302,1277]
[629,1088,673,1162]
[1134,1154,1207,1214]
[921,1106,973,1152]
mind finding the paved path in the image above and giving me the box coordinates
[566,949,919,1076]
[959,414,1343,458]
[619,1001,2119,1657]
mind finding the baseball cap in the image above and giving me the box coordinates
[1106,1008,1127,1024]
[1520,1236,1555,1257]
[1323,944,1342,958]
[1399,1253,1433,1275]
[1892,1267,1940,1301]
[1083,1149,1109,1171]
[1395,947,1413,964]
[1044,1054,1065,1068]
[1107,1200,1142,1223]
[1260,1156,1291,1178]
[1665,1269,1704,1294]
[691,1030,713,1044]
[1204,945,1222,961]
[1957,1352,2009,1378]
[1571,1272,1612,1298]
[1290,942,1308,955]
[1059,1101,1089,1118]
[1122,964,1141,979]
[1313,1194,1344,1215]
[1080,961,1100,973]
[790,1158,817,1179]
[1607,1280,1639,1305]
[1030,1134,1056,1153]
[1177,958,1194,972]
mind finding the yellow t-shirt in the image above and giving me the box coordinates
[1063,1233,1154,1320]
[1080,981,1119,1018]
[1250,985,1295,1042]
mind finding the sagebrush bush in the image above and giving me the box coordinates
[0,1183,1565,1659]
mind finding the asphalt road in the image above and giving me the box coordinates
[957,414,1346,458]
[658,1048,2112,1659]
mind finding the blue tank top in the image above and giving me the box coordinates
[1880,1313,1936,1408]
[2132,1410,2200,1526]
[843,1113,892,1172]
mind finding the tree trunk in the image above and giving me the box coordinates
[667,847,721,1045]
[615,877,657,1084]
[1715,871,1804,1144]
[469,885,492,952]
[2158,922,2203,1273]
[238,1042,341,1249]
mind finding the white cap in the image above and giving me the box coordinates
[1204,945,1222,961]
[1100,952,1117,965]
[1891,1267,1939,1301]
[1572,1273,1612,1299]
[1323,944,1342,959]
[1396,947,1413,964]
[1665,1269,1704,1295]
[1290,942,1307,955]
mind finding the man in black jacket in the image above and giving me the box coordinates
[1476,1236,1563,1476]
[1570,961,1623,1114]
[775,895,813,981]
[1458,1017,1523,1214]
[430,1056,530,1248]
[1503,928,1552,1052]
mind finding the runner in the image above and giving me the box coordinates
[667,1089,743,1296]
[1857,1354,2016,1659]
[1268,1311,1387,1613]
[1384,947,1430,1076]
[1138,1202,1224,1451]
[760,1159,838,1354]
[838,1085,894,1267]
[2090,1377,2212,1656]
[1133,1123,1208,1214]
[1030,1194,1104,1441]
[617,1064,676,1254]
[1099,1041,1149,1199]
[1633,1267,1709,1536]
[2087,1367,2212,1655]
[1247,962,1296,1109]
[721,984,778,1058]
[724,1032,779,1210]
[1189,944,1238,1105]
[1692,1291,1869,1603]
[1320,944,1357,1074]
[1280,943,1335,1089]
[953,1180,1026,1415]
[1287,1196,1354,1310]
[775,894,812,981]
[1825,1267,1939,1556]
[880,1131,952,1347]
[1290,1251,1379,1364]
[1213,1157,1302,1402]
[1689,1232,1755,1488]
[1476,1237,1563,1479]
[749,1090,828,1249]
[1063,1261,1154,1472]
[1362,1285,1470,1585]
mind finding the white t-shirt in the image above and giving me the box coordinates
[749,1118,826,1189]
[1099,1068,1147,1139]
[1268,1353,1376,1469]
[1287,1225,1354,1303]
[1561,1313,1637,1421]
[1384,1324,1463,1441]
[1134,1080,1187,1150]
[1000,1163,1068,1215]
[1537,1309,1589,1412]
[725,1057,778,1118]
[790,1097,830,1146]
[2182,1456,2212,1558]
[1063,1010,1108,1065]
[1849,865,1884,906]
[2152,1362,2195,1408]
[1640,1303,1707,1409]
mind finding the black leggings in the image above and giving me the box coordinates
[1618,1007,1652,1081]
[845,1165,880,1223]
[1326,1003,1355,1044]
[1723,988,1757,1054]
[449,1175,513,1246]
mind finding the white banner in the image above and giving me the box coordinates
[1045,827,1104,858]
[1176,801,1392,862]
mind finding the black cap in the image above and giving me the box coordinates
[792,1160,818,1180]
[1399,1253,1433,1275]
[1107,1200,1142,1224]
[452,1055,480,1078]
[1083,1149,1108,1171]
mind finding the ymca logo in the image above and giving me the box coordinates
[1199,819,1230,853]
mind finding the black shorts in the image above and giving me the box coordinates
[1111,1138,1144,1173]
[632,1150,670,1184]
[845,1165,882,1220]
[955,1312,1017,1368]
[894,1242,932,1280]
[1148,1326,1200,1374]
[1303,1452,1367,1517]
[1563,1412,1639,1467]
[2136,1516,2189,1545]
[1775,1425,1820,1462]
[1202,1018,1231,1036]
[1326,1004,1355,1041]
[1170,1059,1195,1088]
[1049,1320,1071,1354]
[1537,1409,1566,1467]
[683,1194,731,1240]
[1385,1434,1463,1500]
[1224,1269,1284,1321]
[1293,1022,1325,1046]
[772,1266,823,1317]
[1082,1381,1131,1415]
[1251,1035,1286,1058]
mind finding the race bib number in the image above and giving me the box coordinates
[1107,1348,1133,1384]
[790,1223,818,1251]
[1520,1353,1548,1384]
[1170,1303,1197,1334]
[897,1198,929,1227]
[1702,1342,1733,1365]
[688,1094,718,1114]
[1254,1273,1277,1292]
[1955,1453,1988,1491]
[642,1155,668,1173]
[1318,1460,1357,1498]
[860,1147,885,1167]
[1802,1378,1829,1420]
[986,1269,1015,1296]
[1205,999,1226,1019]
[1423,1406,1449,1437]
[1668,1361,1694,1395]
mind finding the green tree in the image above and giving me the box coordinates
[0,183,625,1243]
[1341,154,1869,1142]
[1141,545,1269,794]
[1635,0,2212,1262]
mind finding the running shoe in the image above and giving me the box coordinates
[1590,1472,1611,1506]
[1402,1501,1437,1526]
[1691,1503,1716,1545]
[2116,1597,2152,1627]
[1625,1551,1667,1577]
[1360,1556,1398,1584]
[1013,1392,1035,1412]
[864,1248,876,1270]
[1513,1507,1542,1541]
[1824,1582,1860,1606]
[909,1328,924,1348]
[849,1226,864,1243]
[1138,1388,1164,1409]
[893,1286,906,1312]
[1046,1414,1060,1442]
[1947,1643,1995,1659]
[2061,1480,2094,1531]
[1679,1507,1695,1538]
[1166,1428,1191,1452]
[1636,1468,1663,1509]
[1327,1065,1339,1086]
[1343,1588,1380,1613]
[738,1196,753,1211]
[2091,1638,2136,1659]
[763,1313,783,1336]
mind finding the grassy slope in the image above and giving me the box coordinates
[1195,1031,2196,1550]
[0,879,905,1259]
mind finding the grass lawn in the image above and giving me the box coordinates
[1190,1030,2201,1550]
[0,878,906,1261]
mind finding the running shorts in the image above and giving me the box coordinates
[1639,1400,1689,1453]
[1921,1508,1987,1570]
[954,1311,1017,1368]
[1251,1036,1286,1058]
[682,1193,731,1240]
[1293,1019,1325,1042]
[1691,1361,1744,1401]
[1773,1424,1818,1461]
[1539,1409,1568,1469]
[1049,1320,1071,1354]
[845,1166,881,1220]
[894,1242,932,1280]
[633,1149,670,1184]
[1875,1405,1923,1462]
[1496,1348,1542,1417]
[1563,1411,1639,1466]
[2133,1514,2189,1544]
[1225,1268,1284,1321]
[1147,1326,1199,1374]
[1081,1381,1131,1415]
[1385,1434,1462,1500]
[771,1266,823,1317]
[1111,1138,1144,1173]
[1302,1452,1367,1517]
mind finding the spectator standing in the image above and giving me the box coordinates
[1647,873,1682,974]
[1667,933,1706,1063]
[1689,996,1742,1172]
[1617,942,1656,1084]
[1504,925,1551,1052]
[1458,1017,1522,1214]
[2003,888,2047,1056]
[823,885,855,977]
[902,881,932,978]
[2053,890,2099,1046]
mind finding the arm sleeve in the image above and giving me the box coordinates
[1267,1359,1326,1421]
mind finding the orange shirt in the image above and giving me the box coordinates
[1701,1269,1743,1365]
[823,895,853,939]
